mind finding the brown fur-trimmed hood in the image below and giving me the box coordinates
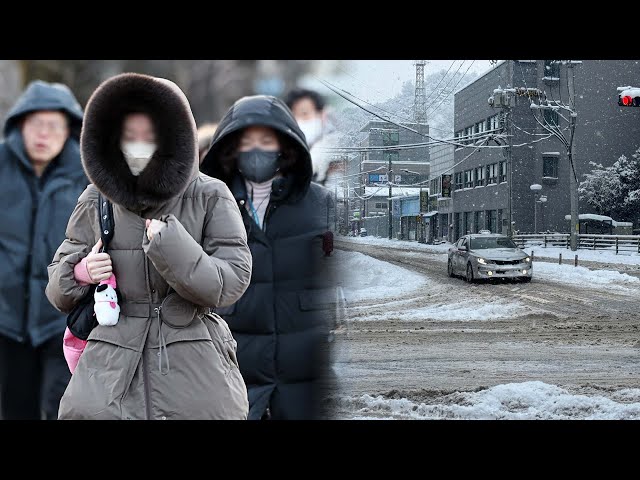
[81,73,198,212]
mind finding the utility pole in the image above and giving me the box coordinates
[343,155,349,235]
[567,61,579,251]
[334,179,338,233]
[506,61,514,238]
[505,104,513,237]
[528,60,581,251]
[488,81,515,237]
[388,152,393,239]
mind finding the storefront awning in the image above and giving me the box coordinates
[423,211,438,217]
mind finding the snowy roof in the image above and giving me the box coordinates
[563,214,633,228]
[564,214,613,222]
[363,186,426,198]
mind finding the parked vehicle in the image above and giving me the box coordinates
[447,233,532,283]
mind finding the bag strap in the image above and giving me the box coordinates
[97,192,115,253]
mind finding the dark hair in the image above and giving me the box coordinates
[283,88,325,112]
[216,128,299,181]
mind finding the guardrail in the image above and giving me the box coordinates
[512,234,640,255]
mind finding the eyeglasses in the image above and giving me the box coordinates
[24,117,69,135]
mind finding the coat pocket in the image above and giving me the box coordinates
[202,312,240,370]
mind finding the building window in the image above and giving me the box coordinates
[464,212,472,234]
[486,163,498,185]
[464,126,474,143]
[382,130,399,146]
[430,178,441,196]
[543,60,560,80]
[543,108,559,126]
[543,156,559,178]
[487,210,497,233]
[475,166,485,187]
[473,211,480,233]
[487,114,500,131]
[374,202,387,209]
[454,172,463,190]
[499,161,508,183]
[464,169,474,189]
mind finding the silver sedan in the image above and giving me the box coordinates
[447,234,532,283]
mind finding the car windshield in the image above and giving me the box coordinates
[469,237,518,250]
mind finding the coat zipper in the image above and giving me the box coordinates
[142,254,153,420]
[262,202,279,394]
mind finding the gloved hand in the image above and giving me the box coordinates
[145,218,168,241]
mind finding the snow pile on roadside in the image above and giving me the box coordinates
[534,262,640,290]
[527,246,640,266]
[355,298,527,322]
[337,235,452,254]
[340,381,640,419]
[333,250,428,303]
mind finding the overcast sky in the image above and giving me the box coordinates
[325,60,495,104]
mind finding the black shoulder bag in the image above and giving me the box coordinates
[66,193,115,340]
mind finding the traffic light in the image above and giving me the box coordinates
[617,86,640,106]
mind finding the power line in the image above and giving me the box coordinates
[423,61,466,115]
[317,76,512,150]
[426,60,476,118]
[423,60,458,106]
[323,73,455,136]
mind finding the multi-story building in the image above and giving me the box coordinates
[452,60,640,240]
[357,120,430,237]
[428,143,455,240]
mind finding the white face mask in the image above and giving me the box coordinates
[297,117,323,147]
[121,141,157,176]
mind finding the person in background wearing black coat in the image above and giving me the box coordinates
[0,80,86,419]
[200,95,336,420]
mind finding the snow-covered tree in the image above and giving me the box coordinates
[579,147,640,224]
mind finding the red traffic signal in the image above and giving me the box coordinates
[618,87,640,106]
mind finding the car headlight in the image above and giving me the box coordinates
[477,258,487,265]
[524,257,531,263]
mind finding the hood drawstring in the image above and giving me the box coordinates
[155,306,170,375]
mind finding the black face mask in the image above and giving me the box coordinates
[237,148,281,183]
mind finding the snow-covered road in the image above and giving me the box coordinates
[329,238,640,420]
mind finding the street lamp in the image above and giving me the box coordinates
[530,184,542,233]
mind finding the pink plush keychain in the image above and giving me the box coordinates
[94,274,120,326]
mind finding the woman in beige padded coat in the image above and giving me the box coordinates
[45,73,252,420]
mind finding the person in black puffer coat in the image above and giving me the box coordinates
[200,95,336,420]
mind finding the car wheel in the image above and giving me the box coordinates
[466,263,475,283]
[521,277,532,283]
[448,259,455,278]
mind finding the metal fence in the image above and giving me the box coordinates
[513,234,640,255]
